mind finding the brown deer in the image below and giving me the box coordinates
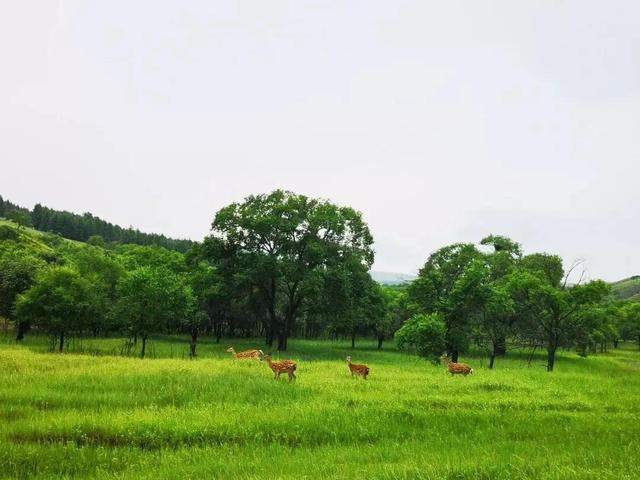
[441,354,474,376]
[226,347,263,360]
[346,355,370,379]
[262,353,297,381]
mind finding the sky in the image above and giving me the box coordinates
[1,1,639,281]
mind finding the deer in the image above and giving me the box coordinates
[262,353,297,381]
[226,347,263,360]
[346,355,370,379]
[441,354,474,376]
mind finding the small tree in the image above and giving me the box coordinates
[72,247,124,334]
[408,243,485,362]
[6,211,32,230]
[184,310,208,358]
[87,235,106,248]
[14,267,99,351]
[114,267,193,358]
[477,284,515,369]
[376,287,408,349]
[395,313,447,363]
[621,303,640,349]
[0,249,44,335]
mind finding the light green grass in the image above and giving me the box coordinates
[1,335,639,479]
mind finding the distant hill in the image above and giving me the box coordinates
[0,195,194,253]
[371,271,417,285]
[610,276,640,302]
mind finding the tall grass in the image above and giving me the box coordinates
[1,335,639,479]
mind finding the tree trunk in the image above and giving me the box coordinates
[140,335,148,358]
[190,330,198,358]
[494,336,507,356]
[277,333,287,351]
[489,353,496,369]
[351,332,356,349]
[59,331,65,353]
[377,336,383,350]
[450,350,459,362]
[15,321,27,341]
[613,338,619,349]
[546,338,557,372]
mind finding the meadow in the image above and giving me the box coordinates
[1,336,639,479]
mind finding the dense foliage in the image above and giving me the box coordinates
[0,190,636,368]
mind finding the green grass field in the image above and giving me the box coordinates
[1,336,639,479]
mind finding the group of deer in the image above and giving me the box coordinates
[226,347,298,381]
[226,347,473,381]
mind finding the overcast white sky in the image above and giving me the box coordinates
[1,1,639,281]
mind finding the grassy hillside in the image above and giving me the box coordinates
[1,335,639,479]
[610,276,640,302]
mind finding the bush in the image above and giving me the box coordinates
[395,313,447,362]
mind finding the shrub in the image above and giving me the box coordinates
[395,313,447,362]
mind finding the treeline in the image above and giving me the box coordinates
[0,195,194,252]
[1,190,639,370]
[396,235,640,371]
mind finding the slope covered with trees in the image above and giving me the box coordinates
[0,195,194,252]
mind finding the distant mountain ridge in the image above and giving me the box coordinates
[370,271,417,285]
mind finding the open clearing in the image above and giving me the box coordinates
[1,337,639,479]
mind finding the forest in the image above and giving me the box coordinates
[1,190,639,372]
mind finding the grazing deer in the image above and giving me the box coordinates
[346,356,370,379]
[226,347,263,360]
[262,353,297,381]
[441,354,474,376]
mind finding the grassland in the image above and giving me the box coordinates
[0,335,639,480]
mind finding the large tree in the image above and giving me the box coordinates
[206,190,374,350]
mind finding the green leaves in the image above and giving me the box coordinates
[395,313,447,362]
[206,190,375,349]
[114,267,194,341]
[15,267,101,345]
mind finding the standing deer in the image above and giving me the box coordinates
[226,347,263,360]
[346,356,370,379]
[441,354,474,376]
[262,353,297,381]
